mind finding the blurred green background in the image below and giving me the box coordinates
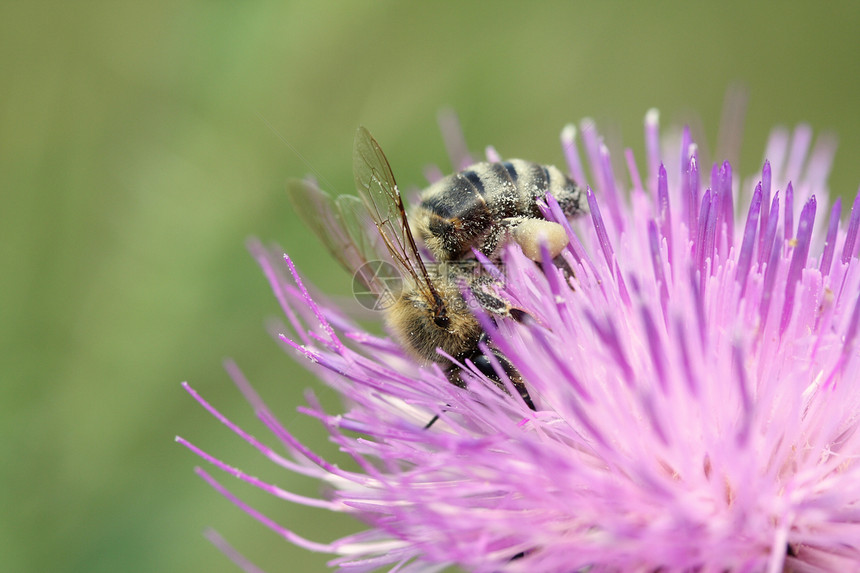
[3,2,860,572]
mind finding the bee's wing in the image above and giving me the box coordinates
[333,194,395,292]
[286,178,386,294]
[352,126,439,302]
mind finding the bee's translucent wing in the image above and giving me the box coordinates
[286,178,384,294]
[352,126,439,302]
[333,194,394,293]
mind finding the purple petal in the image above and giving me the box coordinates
[437,109,473,170]
[759,232,784,333]
[657,163,673,268]
[719,161,734,256]
[758,161,772,266]
[736,183,763,295]
[600,143,625,232]
[761,192,781,272]
[842,191,860,263]
[780,197,817,336]
[648,220,669,323]
[560,124,587,186]
[784,182,795,244]
[625,147,644,193]
[819,198,841,277]
[645,108,661,192]
[687,154,701,242]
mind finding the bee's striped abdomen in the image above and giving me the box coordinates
[412,159,587,262]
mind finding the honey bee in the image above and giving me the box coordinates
[288,127,587,412]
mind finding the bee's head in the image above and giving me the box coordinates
[385,282,482,364]
[433,314,450,329]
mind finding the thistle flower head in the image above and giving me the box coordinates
[179,109,860,572]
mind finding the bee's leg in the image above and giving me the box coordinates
[478,216,531,260]
[480,216,568,262]
[468,277,530,324]
[500,219,579,284]
[471,279,511,316]
[471,352,536,410]
[504,217,569,262]
[554,254,577,284]
[478,223,507,260]
[444,364,468,389]
[441,338,536,415]
[471,333,536,411]
[555,181,589,218]
[478,217,577,286]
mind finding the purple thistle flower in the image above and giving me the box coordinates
[179,110,860,572]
